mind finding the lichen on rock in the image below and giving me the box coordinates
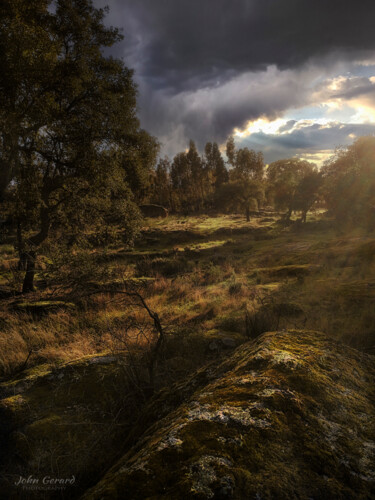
[0,353,135,498]
[83,330,375,500]
[1,330,374,499]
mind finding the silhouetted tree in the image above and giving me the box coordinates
[1,0,158,292]
[322,136,375,228]
[267,158,318,221]
[293,171,323,222]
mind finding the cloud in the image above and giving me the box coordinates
[277,121,297,133]
[136,64,332,155]
[311,75,375,103]
[101,0,375,92]
[138,63,375,157]
[238,121,375,163]
[95,0,375,159]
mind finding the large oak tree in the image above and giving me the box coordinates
[0,0,158,292]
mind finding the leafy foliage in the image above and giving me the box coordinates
[267,158,321,221]
[0,0,158,292]
[322,136,375,227]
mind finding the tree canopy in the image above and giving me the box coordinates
[267,158,320,221]
[0,0,158,292]
[322,136,375,227]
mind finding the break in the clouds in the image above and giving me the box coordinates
[97,0,375,162]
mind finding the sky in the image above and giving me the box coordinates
[96,0,375,164]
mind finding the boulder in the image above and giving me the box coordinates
[140,204,168,218]
[84,330,375,500]
[1,330,374,499]
[0,354,133,498]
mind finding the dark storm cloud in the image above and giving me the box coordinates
[96,0,375,156]
[239,122,375,163]
[137,66,316,153]
[277,120,297,133]
[102,0,375,92]
[332,77,375,101]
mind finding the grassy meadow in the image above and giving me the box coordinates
[1,211,374,386]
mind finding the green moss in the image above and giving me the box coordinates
[1,363,53,389]
[0,353,135,497]
[83,330,375,500]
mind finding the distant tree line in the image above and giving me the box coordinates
[147,136,321,222]
[147,135,375,229]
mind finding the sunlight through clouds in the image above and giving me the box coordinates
[96,0,375,162]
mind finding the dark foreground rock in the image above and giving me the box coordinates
[84,330,375,500]
[1,330,374,499]
[0,354,135,499]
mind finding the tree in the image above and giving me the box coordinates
[267,158,319,221]
[204,142,228,190]
[170,140,206,212]
[222,137,265,218]
[186,140,206,211]
[226,135,236,168]
[292,171,323,223]
[170,152,191,212]
[215,180,264,221]
[0,0,55,201]
[322,136,375,228]
[150,157,172,209]
[231,148,264,181]
[225,136,264,181]
[1,0,158,292]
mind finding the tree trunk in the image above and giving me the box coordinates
[21,202,51,293]
[0,134,20,202]
[22,250,36,293]
[16,219,27,270]
[246,205,250,222]
[0,159,13,203]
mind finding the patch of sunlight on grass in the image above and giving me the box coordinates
[143,214,261,234]
[178,239,229,251]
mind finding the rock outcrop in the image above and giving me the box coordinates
[140,204,168,218]
[84,330,375,500]
[0,354,134,498]
[1,330,374,499]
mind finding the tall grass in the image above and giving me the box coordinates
[1,214,375,378]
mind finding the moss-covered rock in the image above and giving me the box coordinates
[1,330,374,499]
[0,354,135,499]
[83,330,375,500]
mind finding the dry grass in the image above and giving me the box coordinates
[1,213,375,378]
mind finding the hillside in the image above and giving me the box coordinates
[2,3,375,498]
